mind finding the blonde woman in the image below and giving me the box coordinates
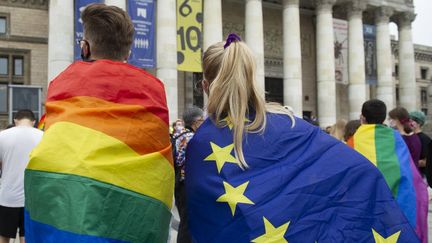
[184,34,418,242]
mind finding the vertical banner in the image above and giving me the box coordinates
[364,24,377,85]
[128,0,156,68]
[177,0,203,72]
[333,19,348,84]
[74,0,102,61]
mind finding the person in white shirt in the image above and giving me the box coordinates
[0,110,43,243]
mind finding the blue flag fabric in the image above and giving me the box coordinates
[185,113,419,242]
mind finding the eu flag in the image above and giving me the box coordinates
[186,113,419,242]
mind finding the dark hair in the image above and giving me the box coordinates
[361,99,387,124]
[183,107,204,128]
[344,120,361,142]
[389,107,413,134]
[14,109,36,121]
[82,3,134,60]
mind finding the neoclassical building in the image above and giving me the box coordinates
[1,0,430,129]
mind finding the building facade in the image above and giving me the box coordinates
[0,0,48,128]
[0,0,431,130]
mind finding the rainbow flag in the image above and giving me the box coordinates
[24,60,173,243]
[348,124,428,243]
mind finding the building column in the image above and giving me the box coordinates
[203,0,222,49]
[397,12,417,111]
[203,0,222,106]
[245,0,265,94]
[157,0,178,122]
[316,0,337,127]
[347,1,367,120]
[282,0,302,116]
[375,7,395,110]
[104,0,126,10]
[48,0,74,82]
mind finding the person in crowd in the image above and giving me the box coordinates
[389,107,422,168]
[343,119,361,142]
[0,110,43,243]
[330,119,347,141]
[347,99,428,242]
[410,111,431,177]
[185,34,419,242]
[172,119,185,137]
[324,125,332,134]
[174,107,204,243]
[24,4,172,242]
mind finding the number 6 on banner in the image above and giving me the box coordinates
[176,0,203,72]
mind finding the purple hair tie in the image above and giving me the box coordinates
[224,33,242,49]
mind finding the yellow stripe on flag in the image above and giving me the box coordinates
[353,125,377,166]
[27,122,174,208]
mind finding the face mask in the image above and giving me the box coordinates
[175,126,184,132]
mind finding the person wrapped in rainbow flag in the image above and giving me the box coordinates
[348,99,428,243]
[24,4,173,242]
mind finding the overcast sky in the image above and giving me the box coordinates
[389,0,432,46]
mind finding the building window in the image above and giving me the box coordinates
[0,56,8,75]
[13,57,23,76]
[265,78,284,105]
[422,108,428,116]
[0,17,6,35]
[0,49,29,85]
[421,67,428,80]
[395,65,399,77]
[421,89,427,106]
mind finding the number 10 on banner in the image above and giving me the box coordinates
[176,0,203,72]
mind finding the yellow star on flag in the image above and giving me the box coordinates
[221,117,235,130]
[204,142,237,173]
[372,229,401,243]
[221,117,251,130]
[252,217,290,243]
[216,181,254,216]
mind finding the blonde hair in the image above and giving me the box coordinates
[330,119,347,141]
[203,40,294,169]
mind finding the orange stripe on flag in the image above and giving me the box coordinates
[45,96,172,164]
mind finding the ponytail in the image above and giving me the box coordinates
[203,37,293,169]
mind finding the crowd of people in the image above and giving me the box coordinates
[0,3,431,243]
[325,105,431,185]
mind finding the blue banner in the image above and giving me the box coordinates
[364,24,377,85]
[74,0,102,61]
[128,0,156,68]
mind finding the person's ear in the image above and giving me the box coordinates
[80,41,91,60]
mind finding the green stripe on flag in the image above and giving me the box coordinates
[374,125,401,197]
[25,169,171,243]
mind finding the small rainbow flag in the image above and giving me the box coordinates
[24,60,173,243]
[37,113,45,130]
[348,124,428,243]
